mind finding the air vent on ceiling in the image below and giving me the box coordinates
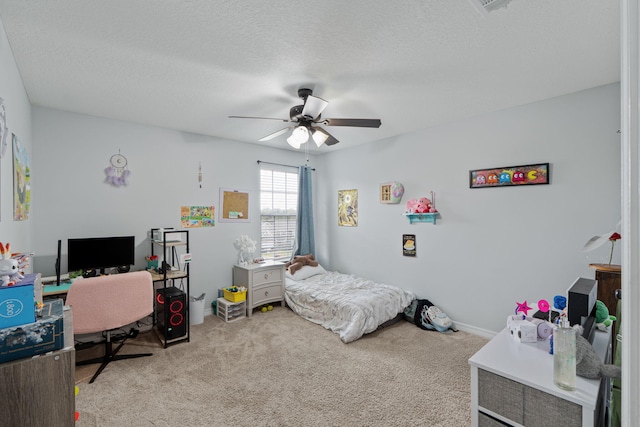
[469,0,513,15]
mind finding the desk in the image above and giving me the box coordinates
[469,327,611,427]
[43,281,73,300]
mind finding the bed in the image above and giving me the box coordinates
[283,264,416,343]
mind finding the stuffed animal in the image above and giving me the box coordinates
[574,325,621,379]
[415,197,431,213]
[406,197,437,214]
[284,254,318,275]
[595,300,616,331]
[0,242,19,287]
[405,198,419,213]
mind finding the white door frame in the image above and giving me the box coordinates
[620,1,640,425]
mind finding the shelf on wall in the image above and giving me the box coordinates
[404,212,439,224]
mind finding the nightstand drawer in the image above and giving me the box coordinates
[252,284,283,306]
[252,268,282,286]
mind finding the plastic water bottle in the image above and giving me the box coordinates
[553,317,576,391]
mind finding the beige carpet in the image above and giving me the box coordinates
[74,307,488,427]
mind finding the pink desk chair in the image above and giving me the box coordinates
[65,271,154,383]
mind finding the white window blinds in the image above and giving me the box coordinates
[260,166,298,261]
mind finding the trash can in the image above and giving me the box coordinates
[190,293,206,325]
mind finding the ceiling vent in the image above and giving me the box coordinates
[469,0,513,15]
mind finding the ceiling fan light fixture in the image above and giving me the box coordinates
[302,95,329,119]
[287,125,309,148]
[311,128,329,147]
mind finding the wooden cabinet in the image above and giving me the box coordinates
[232,261,285,317]
[589,263,621,353]
[469,327,611,427]
[589,263,621,315]
[0,347,75,426]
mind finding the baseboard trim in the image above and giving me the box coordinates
[454,321,497,339]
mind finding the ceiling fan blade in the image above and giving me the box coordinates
[301,95,329,120]
[258,127,291,142]
[322,118,382,128]
[229,115,290,122]
[311,127,340,146]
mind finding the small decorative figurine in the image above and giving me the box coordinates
[0,242,19,286]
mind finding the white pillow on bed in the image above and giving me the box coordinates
[285,264,327,280]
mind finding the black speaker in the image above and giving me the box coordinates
[568,277,597,327]
[155,287,187,339]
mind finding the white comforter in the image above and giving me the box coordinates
[284,271,415,343]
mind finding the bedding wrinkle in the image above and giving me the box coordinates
[285,271,415,343]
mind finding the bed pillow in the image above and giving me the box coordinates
[285,264,327,280]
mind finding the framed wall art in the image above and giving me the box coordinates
[219,188,250,222]
[470,163,549,189]
[403,234,416,257]
[380,182,404,204]
[338,189,358,227]
[181,205,215,228]
[12,133,30,221]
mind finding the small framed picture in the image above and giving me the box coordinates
[380,182,404,204]
[380,183,392,203]
[470,163,549,189]
[338,189,358,227]
[403,234,416,257]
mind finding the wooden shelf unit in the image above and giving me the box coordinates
[150,228,190,348]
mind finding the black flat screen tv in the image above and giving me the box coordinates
[68,236,135,275]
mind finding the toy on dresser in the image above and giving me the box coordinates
[595,300,616,331]
[507,299,555,343]
[0,242,21,287]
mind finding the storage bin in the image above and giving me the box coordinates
[223,287,247,303]
[217,297,246,323]
[0,283,35,328]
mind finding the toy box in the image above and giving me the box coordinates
[20,272,42,303]
[0,282,35,328]
[0,298,64,364]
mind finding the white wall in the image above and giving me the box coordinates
[316,83,621,335]
[32,85,621,334]
[30,107,317,310]
[4,13,621,335]
[0,17,33,255]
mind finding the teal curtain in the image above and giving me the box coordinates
[294,166,315,256]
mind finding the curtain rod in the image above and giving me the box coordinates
[257,160,315,171]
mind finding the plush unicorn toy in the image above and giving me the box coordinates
[0,242,19,286]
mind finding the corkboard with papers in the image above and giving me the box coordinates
[219,188,250,222]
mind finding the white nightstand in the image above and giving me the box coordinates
[232,261,285,317]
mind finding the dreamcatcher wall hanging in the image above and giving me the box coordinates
[105,151,131,187]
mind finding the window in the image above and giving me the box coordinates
[260,166,298,261]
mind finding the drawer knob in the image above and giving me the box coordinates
[264,273,269,279]
[265,291,269,296]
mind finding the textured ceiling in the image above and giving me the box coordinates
[0,0,620,153]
